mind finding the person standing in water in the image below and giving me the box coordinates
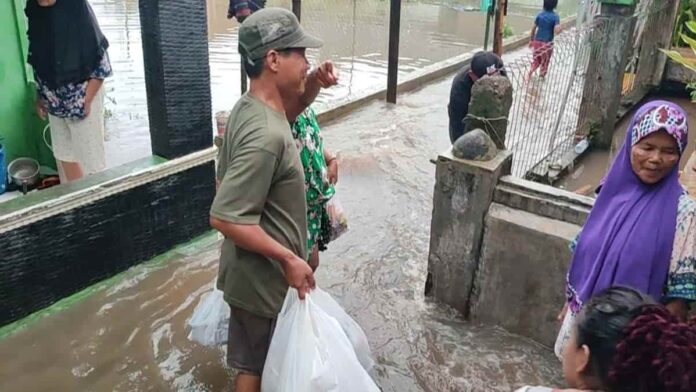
[555,101,696,359]
[527,0,561,79]
[210,9,322,392]
[227,0,266,22]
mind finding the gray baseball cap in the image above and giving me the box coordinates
[238,8,323,64]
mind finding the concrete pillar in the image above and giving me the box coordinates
[139,0,213,159]
[426,149,512,317]
[465,75,513,150]
[576,2,637,149]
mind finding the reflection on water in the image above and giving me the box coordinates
[95,0,574,167]
[0,53,563,392]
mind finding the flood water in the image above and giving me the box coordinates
[0,56,565,391]
[0,1,585,390]
[95,0,575,168]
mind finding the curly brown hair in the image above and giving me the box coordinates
[608,306,696,392]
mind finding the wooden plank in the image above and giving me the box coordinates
[493,0,507,56]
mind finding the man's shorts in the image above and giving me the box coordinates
[227,305,277,376]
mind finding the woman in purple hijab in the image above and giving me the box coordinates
[554,100,696,359]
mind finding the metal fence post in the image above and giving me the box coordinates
[387,0,401,104]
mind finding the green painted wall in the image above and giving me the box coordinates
[0,0,55,169]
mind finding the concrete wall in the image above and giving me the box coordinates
[0,151,215,327]
[471,203,580,347]
[427,150,594,347]
[0,0,54,168]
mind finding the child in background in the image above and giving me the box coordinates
[528,0,561,79]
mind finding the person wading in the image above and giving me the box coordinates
[209,8,322,392]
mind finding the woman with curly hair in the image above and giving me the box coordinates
[517,286,696,392]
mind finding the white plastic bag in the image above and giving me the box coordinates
[261,288,379,392]
[326,197,348,241]
[309,288,374,372]
[187,283,230,346]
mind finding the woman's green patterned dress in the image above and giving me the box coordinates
[291,107,335,253]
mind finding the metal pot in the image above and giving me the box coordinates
[7,157,40,195]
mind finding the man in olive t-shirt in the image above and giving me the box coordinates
[209,8,322,392]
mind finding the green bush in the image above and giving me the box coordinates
[673,0,696,47]
[503,23,514,39]
[662,21,696,101]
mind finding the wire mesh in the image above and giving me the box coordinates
[504,26,593,178]
[504,0,672,180]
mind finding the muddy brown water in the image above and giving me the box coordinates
[95,0,575,168]
[0,70,564,391]
[0,1,587,390]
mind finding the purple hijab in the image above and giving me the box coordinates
[568,100,688,310]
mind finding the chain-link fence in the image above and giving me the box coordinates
[504,25,593,178]
[504,0,674,180]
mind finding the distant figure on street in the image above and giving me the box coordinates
[527,0,561,79]
[228,0,267,93]
[227,0,266,22]
[447,51,505,143]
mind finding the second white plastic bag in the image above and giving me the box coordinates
[187,283,230,347]
[261,288,379,392]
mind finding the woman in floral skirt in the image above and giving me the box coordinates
[287,61,340,270]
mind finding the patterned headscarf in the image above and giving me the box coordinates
[630,103,688,154]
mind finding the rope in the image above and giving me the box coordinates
[464,113,509,148]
